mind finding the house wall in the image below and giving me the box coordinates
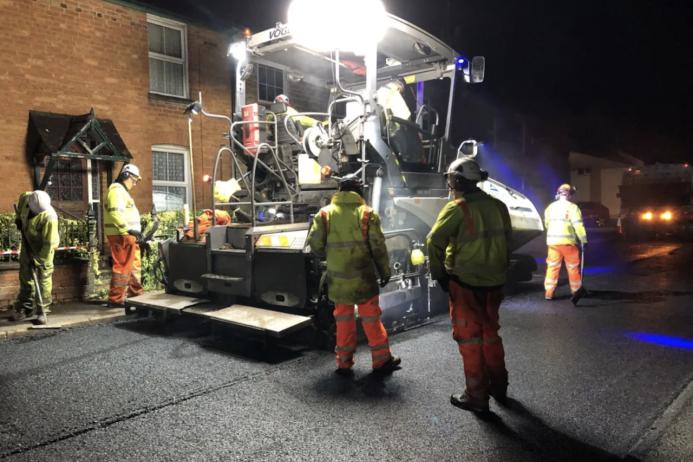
[0,0,233,214]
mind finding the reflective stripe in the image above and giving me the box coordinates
[326,241,368,249]
[566,263,579,269]
[334,314,355,322]
[360,315,380,323]
[370,342,389,351]
[107,207,126,213]
[361,208,370,240]
[546,261,562,267]
[320,210,329,234]
[335,345,356,353]
[328,269,366,279]
[547,234,575,239]
[372,351,391,361]
[455,199,476,235]
[484,336,502,344]
[456,337,482,345]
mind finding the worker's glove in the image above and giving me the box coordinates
[127,229,143,243]
[379,275,390,288]
[437,277,450,293]
[14,217,21,230]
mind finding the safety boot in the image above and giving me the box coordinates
[33,311,47,326]
[373,355,401,375]
[489,385,509,406]
[10,309,34,323]
[450,392,490,413]
[334,368,354,378]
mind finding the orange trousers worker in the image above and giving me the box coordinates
[107,234,143,306]
[544,244,582,299]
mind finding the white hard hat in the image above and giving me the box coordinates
[444,158,487,182]
[122,164,141,179]
[28,190,52,214]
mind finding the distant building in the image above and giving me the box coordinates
[569,151,644,217]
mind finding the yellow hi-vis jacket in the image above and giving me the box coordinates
[427,190,512,288]
[544,199,587,246]
[376,85,411,120]
[16,192,59,264]
[104,182,141,236]
[306,191,391,304]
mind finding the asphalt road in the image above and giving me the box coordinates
[1,233,692,461]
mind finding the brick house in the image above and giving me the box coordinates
[0,0,235,307]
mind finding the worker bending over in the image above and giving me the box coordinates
[12,191,59,325]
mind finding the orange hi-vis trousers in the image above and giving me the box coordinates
[107,235,144,305]
[333,296,392,370]
[544,244,582,299]
[449,281,508,402]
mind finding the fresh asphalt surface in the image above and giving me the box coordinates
[1,232,692,461]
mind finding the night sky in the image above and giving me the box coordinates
[139,0,693,162]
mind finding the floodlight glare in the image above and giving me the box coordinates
[288,0,387,54]
[228,41,247,63]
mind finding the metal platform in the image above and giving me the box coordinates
[127,292,312,337]
[197,305,312,337]
[127,291,210,312]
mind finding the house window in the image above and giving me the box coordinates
[257,63,284,103]
[47,158,84,202]
[152,146,189,211]
[147,15,188,98]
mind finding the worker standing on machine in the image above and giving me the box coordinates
[11,190,59,325]
[427,158,512,413]
[104,164,144,310]
[273,94,319,129]
[543,184,588,300]
[306,174,401,377]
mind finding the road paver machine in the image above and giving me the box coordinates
[129,2,544,341]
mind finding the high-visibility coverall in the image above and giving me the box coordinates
[306,191,393,370]
[184,209,232,240]
[543,199,588,298]
[104,182,143,305]
[14,192,59,314]
[427,190,512,403]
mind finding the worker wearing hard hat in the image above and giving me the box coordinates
[104,164,144,310]
[543,184,587,300]
[306,174,401,376]
[427,158,512,413]
[376,79,411,121]
[273,94,319,129]
[11,190,59,325]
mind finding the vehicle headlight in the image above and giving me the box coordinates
[640,211,654,221]
[660,210,673,221]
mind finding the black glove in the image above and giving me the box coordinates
[127,229,143,243]
[140,241,151,256]
[437,277,450,293]
[379,276,390,288]
[14,217,22,230]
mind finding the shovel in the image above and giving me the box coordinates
[571,243,588,306]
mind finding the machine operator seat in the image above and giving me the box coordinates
[376,104,431,172]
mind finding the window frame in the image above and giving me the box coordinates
[254,60,287,104]
[151,144,191,211]
[146,14,189,99]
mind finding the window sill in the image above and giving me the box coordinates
[148,92,193,106]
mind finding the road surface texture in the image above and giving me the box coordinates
[1,233,691,461]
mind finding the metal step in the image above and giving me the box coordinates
[197,304,313,337]
[127,291,209,312]
[201,273,244,283]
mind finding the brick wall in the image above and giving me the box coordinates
[0,0,234,214]
[0,261,87,309]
